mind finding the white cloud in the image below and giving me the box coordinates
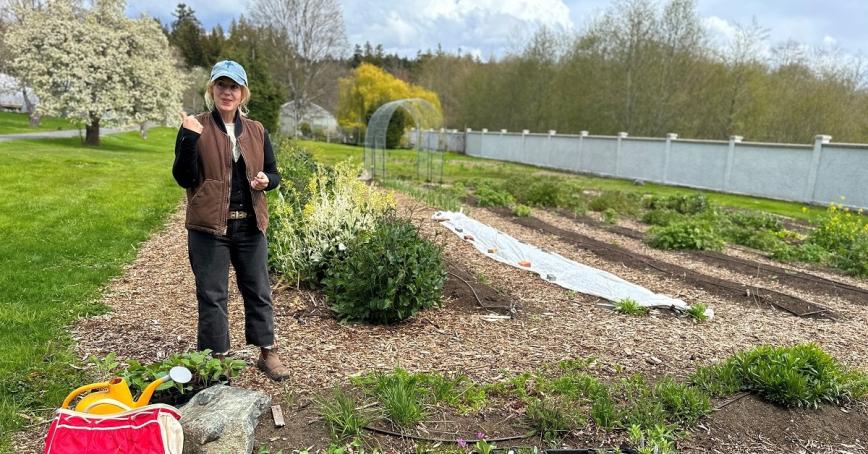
[342,0,574,57]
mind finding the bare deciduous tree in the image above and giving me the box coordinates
[249,0,347,132]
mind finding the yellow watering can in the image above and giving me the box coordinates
[61,366,192,415]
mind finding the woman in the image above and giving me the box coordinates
[172,60,289,381]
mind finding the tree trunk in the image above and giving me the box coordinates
[85,116,100,146]
[22,86,40,128]
[140,122,148,140]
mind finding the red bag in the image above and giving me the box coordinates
[44,404,183,454]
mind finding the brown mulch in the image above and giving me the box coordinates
[12,193,868,453]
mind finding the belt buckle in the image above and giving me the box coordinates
[229,211,247,220]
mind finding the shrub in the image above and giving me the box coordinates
[269,159,395,282]
[322,217,445,324]
[647,218,725,251]
[804,203,868,277]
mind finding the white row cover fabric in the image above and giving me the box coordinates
[433,211,713,318]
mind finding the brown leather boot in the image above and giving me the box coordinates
[257,347,291,381]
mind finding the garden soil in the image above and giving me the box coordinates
[561,211,868,305]
[493,208,836,319]
[12,195,868,453]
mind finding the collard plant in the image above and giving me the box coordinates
[322,216,446,324]
[89,350,245,398]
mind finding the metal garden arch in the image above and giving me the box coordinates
[363,98,444,182]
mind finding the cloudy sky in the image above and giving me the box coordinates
[126,0,868,59]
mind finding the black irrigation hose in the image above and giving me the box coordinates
[447,270,513,316]
[363,425,535,444]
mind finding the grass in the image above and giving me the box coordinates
[317,387,372,441]
[0,128,181,449]
[0,111,79,134]
[298,140,825,221]
[319,344,864,450]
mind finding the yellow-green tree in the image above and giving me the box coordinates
[337,63,442,146]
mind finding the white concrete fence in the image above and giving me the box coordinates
[409,128,868,210]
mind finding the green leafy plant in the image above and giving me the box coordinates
[591,393,618,429]
[653,377,711,426]
[588,191,642,216]
[729,344,865,408]
[317,387,373,442]
[372,371,426,428]
[691,344,868,408]
[641,208,682,226]
[685,303,709,322]
[602,208,619,224]
[525,397,574,442]
[644,193,709,215]
[627,424,676,454]
[512,204,532,217]
[118,350,245,397]
[647,218,725,251]
[474,181,515,207]
[322,216,445,324]
[688,362,741,398]
[614,298,649,316]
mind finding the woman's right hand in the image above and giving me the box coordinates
[180,111,204,134]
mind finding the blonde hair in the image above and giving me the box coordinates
[204,79,251,117]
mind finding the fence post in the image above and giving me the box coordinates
[723,135,742,191]
[465,128,472,156]
[578,131,588,172]
[663,133,678,183]
[521,129,529,164]
[615,132,628,176]
[547,130,556,168]
[805,134,831,203]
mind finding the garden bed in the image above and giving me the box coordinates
[559,211,868,306]
[16,185,868,453]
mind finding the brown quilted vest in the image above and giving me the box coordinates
[184,112,269,235]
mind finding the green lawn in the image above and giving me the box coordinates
[0,111,79,134]
[0,129,181,450]
[299,140,825,221]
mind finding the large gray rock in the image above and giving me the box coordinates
[179,385,271,454]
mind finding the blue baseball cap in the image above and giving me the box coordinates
[210,60,248,87]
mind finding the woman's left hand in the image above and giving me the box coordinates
[251,171,269,191]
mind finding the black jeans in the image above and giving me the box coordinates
[187,218,274,353]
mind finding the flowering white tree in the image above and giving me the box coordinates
[6,0,184,145]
